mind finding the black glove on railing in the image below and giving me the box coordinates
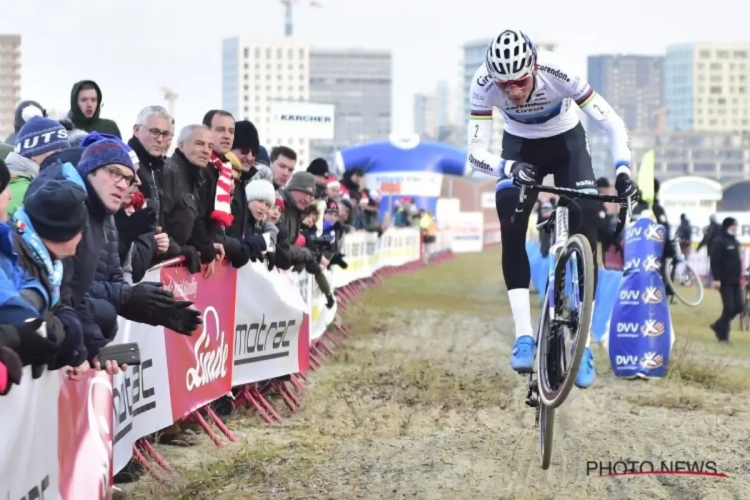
[1,317,60,369]
[162,301,203,336]
[180,246,202,274]
[128,282,176,312]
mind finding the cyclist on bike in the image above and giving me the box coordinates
[467,29,638,388]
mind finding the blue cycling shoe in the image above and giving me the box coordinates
[510,335,536,372]
[574,347,596,389]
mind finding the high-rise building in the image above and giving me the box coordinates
[308,48,391,162]
[413,92,437,139]
[587,55,664,132]
[461,39,556,156]
[222,36,311,167]
[665,43,750,133]
[0,35,21,141]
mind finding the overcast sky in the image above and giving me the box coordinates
[3,0,748,138]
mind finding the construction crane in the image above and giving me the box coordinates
[280,0,322,37]
[161,86,178,118]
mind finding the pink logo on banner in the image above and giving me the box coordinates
[57,372,114,499]
[162,263,237,421]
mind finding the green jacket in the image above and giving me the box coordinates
[4,152,39,216]
[7,177,31,216]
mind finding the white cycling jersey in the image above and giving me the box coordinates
[467,50,632,179]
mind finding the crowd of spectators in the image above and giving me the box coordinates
[0,80,394,440]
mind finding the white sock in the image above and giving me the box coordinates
[585,300,593,348]
[508,288,534,339]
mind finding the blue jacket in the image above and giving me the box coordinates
[0,222,48,324]
[26,162,113,358]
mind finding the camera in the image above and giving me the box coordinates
[306,234,335,252]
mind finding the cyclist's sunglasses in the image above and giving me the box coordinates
[495,73,533,90]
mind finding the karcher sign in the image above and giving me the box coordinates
[269,102,335,140]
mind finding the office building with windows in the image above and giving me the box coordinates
[222,36,311,166]
[308,48,391,162]
[665,43,750,133]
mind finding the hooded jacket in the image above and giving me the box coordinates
[4,152,41,216]
[4,100,46,145]
[67,80,122,138]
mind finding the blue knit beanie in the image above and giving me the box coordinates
[80,132,139,167]
[15,117,71,159]
[77,139,134,177]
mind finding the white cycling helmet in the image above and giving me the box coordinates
[486,29,537,81]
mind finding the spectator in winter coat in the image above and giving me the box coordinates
[236,175,279,265]
[276,171,318,271]
[67,80,122,138]
[29,138,200,373]
[161,124,222,274]
[257,146,270,167]
[676,214,693,257]
[0,144,12,162]
[4,100,46,145]
[227,120,261,244]
[10,178,91,377]
[128,106,172,221]
[6,117,71,215]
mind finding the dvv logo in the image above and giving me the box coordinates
[642,286,664,304]
[616,322,640,334]
[626,226,643,240]
[616,354,639,366]
[641,319,666,337]
[620,289,640,303]
[645,224,665,242]
[640,352,665,369]
[624,258,641,271]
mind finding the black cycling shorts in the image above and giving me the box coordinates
[496,122,596,192]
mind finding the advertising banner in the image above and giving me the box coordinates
[451,212,484,253]
[269,101,335,140]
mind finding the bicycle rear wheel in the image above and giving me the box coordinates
[664,258,704,307]
[538,234,595,409]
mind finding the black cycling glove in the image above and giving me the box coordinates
[510,162,538,187]
[128,282,176,312]
[181,246,202,274]
[615,173,639,208]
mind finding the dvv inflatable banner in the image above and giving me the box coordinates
[607,218,675,379]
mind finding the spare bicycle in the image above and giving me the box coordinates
[512,183,630,470]
[664,238,703,307]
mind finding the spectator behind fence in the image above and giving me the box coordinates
[29,139,199,374]
[11,178,91,378]
[67,80,122,138]
[265,192,287,271]
[161,124,223,275]
[709,217,743,343]
[237,172,278,266]
[359,189,383,235]
[227,120,260,245]
[203,110,241,266]
[0,158,88,382]
[326,177,342,202]
[276,172,318,268]
[256,145,270,167]
[4,100,47,145]
[7,116,71,215]
[128,106,172,220]
[270,146,296,189]
[337,199,355,232]
[322,200,349,270]
[698,214,721,286]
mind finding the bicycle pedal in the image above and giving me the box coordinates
[525,398,539,408]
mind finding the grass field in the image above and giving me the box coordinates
[127,246,750,499]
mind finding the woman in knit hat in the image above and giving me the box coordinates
[226,175,278,268]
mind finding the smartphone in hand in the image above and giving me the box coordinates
[97,343,141,367]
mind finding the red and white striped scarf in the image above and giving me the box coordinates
[209,152,234,227]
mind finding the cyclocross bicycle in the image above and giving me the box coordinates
[664,238,704,307]
[512,183,630,470]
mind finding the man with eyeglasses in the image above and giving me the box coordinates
[128,106,174,218]
[27,138,202,376]
[467,29,638,389]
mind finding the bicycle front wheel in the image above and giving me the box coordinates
[740,289,750,331]
[665,258,704,307]
[538,234,595,409]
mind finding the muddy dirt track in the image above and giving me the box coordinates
[130,249,750,500]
